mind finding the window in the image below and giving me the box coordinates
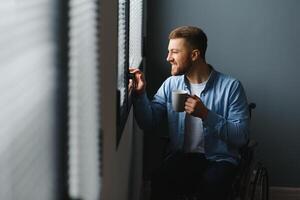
[0,1,59,199]
[117,0,144,147]
[67,0,101,199]
[117,0,129,147]
[129,0,143,68]
[0,1,102,199]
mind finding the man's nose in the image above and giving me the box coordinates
[166,53,172,62]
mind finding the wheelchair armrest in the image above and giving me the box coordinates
[248,102,256,119]
[239,139,258,160]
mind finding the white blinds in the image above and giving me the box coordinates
[67,0,101,200]
[0,1,58,200]
[118,0,128,106]
[116,0,143,146]
[117,0,143,105]
[129,0,143,68]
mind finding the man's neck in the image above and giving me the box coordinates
[186,62,212,84]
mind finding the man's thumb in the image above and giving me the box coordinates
[193,94,200,99]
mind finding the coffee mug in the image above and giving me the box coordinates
[172,90,188,112]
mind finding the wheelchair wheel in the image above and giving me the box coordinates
[249,163,269,200]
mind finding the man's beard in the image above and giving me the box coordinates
[171,60,193,76]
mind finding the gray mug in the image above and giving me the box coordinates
[172,90,188,112]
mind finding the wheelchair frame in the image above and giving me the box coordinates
[228,103,269,200]
[229,140,269,200]
[143,103,269,200]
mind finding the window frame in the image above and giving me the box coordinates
[116,0,144,148]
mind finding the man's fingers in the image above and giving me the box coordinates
[129,67,137,71]
[192,94,200,99]
[129,67,142,74]
[185,95,200,109]
[185,100,195,110]
[186,96,197,103]
[186,95,201,104]
[130,69,144,80]
[129,69,145,87]
[135,73,144,83]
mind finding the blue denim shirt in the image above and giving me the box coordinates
[133,69,249,165]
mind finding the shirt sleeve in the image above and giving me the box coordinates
[203,80,250,148]
[132,83,168,130]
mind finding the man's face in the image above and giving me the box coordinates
[167,38,193,76]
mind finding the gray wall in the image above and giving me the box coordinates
[146,0,300,187]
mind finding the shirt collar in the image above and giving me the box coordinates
[183,64,217,91]
[205,64,217,91]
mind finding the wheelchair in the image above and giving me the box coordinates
[152,103,269,200]
[228,139,269,200]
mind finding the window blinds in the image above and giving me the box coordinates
[0,1,58,200]
[67,0,101,199]
[118,0,129,106]
[117,0,143,106]
[129,0,143,68]
[116,0,143,146]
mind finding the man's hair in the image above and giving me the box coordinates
[169,26,207,60]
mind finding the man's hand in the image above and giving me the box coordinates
[185,94,208,119]
[129,67,146,95]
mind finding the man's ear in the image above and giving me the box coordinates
[191,49,201,61]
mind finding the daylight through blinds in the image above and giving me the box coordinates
[67,0,101,199]
[0,1,58,199]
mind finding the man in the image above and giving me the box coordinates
[130,26,249,200]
